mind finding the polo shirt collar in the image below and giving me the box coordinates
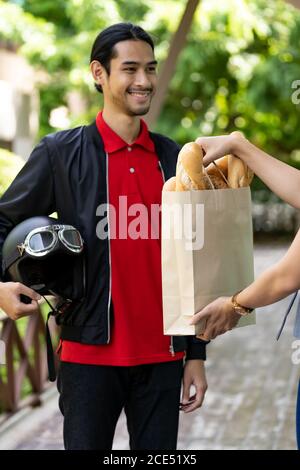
[96,110,155,153]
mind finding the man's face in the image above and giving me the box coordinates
[99,40,157,116]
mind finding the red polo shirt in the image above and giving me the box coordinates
[59,111,184,366]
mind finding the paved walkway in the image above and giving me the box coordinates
[0,241,299,450]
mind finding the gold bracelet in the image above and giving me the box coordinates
[231,290,254,316]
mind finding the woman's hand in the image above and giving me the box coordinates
[195,131,245,167]
[196,131,300,210]
[190,296,242,341]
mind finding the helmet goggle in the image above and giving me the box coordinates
[18,224,83,257]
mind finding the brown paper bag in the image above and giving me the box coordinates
[161,186,256,336]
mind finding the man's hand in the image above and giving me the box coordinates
[190,296,241,341]
[180,359,207,413]
[0,282,41,320]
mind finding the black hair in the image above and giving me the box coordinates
[90,22,155,94]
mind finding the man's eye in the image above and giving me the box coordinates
[124,68,136,72]
[147,68,156,72]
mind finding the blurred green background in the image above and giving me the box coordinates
[0,0,300,230]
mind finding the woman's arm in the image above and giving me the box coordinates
[238,225,300,308]
[196,132,300,209]
[190,225,300,340]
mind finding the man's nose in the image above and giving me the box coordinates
[133,70,151,89]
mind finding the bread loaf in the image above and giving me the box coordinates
[175,143,207,191]
[163,143,253,191]
[227,154,254,188]
[162,176,176,191]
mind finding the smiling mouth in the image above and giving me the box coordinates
[127,91,151,98]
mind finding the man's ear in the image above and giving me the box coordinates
[90,60,106,89]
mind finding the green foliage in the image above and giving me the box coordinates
[0,149,24,196]
[155,0,300,161]
[1,0,300,168]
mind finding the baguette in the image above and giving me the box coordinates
[162,176,176,191]
[175,143,207,190]
[163,144,253,191]
[205,156,229,189]
[227,154,254,188]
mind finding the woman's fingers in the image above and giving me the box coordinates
[189,308,210,325]
[195,135,237,167]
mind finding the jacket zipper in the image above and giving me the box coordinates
[158,160,175,357]
[169,339,175,356]
[158,160,165,184]
[106,152,112,343]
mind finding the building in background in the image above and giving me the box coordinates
[0,41,39,160]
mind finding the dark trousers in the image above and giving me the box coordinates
[56,359,184,450]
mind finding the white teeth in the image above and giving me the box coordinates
[128,92,150,96]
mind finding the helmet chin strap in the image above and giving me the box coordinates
[41,294,56,312]
[42,293,74,382]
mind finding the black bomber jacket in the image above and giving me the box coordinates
[0,121,208,361]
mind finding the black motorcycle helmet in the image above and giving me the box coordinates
[2,216,86,301]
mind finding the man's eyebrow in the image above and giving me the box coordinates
[121,60,158,66]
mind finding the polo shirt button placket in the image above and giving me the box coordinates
[128,146,135,174]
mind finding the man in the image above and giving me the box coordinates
[0,22,208,450]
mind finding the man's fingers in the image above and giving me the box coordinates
[181,396,202,413]
[16,300,40,317]
[180,396,195,408]
[181,382,193,406]
[182,385,207,413]
[180,397,196,411]
[15,283,41,301]
[18,299,39,309]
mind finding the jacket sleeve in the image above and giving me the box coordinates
[0,138,56,280]
[185,336,210,361]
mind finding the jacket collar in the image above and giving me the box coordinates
[85,121,181,181]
